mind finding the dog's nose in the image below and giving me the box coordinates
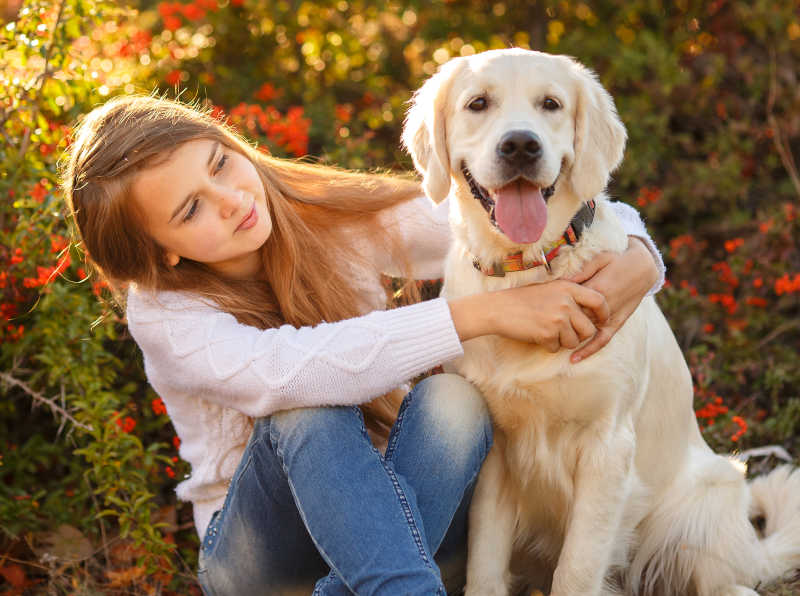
[497,130,542,165]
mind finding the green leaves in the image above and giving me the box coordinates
[1,0,799,592]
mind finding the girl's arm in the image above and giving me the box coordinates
[127,291,463,419]
[127,278,608,418]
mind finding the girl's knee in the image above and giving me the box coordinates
[412,374,492,448]
[268,406,366,455]
[270,405,359,435]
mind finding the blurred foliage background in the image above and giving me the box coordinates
[1,0,799,593]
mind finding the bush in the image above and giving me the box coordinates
[1,0,798,593]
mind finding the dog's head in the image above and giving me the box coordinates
[402,48,627,247]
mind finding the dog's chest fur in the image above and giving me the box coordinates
[442,197,649,545]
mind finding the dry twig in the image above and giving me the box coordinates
[0,371,93,432]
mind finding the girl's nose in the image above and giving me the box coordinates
[217,187,243,218]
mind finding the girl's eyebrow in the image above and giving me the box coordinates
[168,141,220,223]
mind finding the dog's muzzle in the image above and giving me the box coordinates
[460,162,556,227]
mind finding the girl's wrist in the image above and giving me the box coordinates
[448,293,493,342]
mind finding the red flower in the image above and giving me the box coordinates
[115,416,136,433]
[730,415,747,442]
[636,186,662,207]
[712,261,739,288]
[335,104,353,123]
[158,1,176,17]
[31,182,47,203]
[165,466,175,478]
[50,235,68,253]
[172,435,181,449]
[163,15,181,31]
[92,279,109,296]
[254,83,278,102]
[181,2,205,20]
[166,69,183,86]
[774,273,800,295]
[679,280,698,297]
[708,293,738,315]
[151,397,168,416]
[723,238,744,253]
[745,297,767,308]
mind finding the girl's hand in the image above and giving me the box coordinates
[567,237,659,363]
[448,280,609,353]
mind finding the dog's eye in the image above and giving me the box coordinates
[542,97,561,111]
[467,97,488,112]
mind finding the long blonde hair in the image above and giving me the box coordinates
[62,95,422,433]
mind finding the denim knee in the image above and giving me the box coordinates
[410,373,493,457]
[268,406,370,457]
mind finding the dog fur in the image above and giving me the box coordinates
[402,48,800,596]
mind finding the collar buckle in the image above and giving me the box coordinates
[540,249,553,273]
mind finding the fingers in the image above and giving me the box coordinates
[557,325,580,351]
[569,284,610,324]
[542,336,561,353]
[571,325,614,363]
[570,309,598,343]
[567,252,614,284]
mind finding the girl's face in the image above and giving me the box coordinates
[131,139,272,279]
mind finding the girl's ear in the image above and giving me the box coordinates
[166,251,180,267]
[402,57,466,203]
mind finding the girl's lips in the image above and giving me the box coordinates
[236,202,257,232]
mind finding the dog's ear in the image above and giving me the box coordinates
[402,58,466,203]
[568,60,627,200]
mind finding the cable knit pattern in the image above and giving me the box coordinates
[125,196,663,538]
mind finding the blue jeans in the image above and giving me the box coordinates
[197,374,492,596]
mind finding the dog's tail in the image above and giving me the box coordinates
[747,465,800,583]
[626,456,800,595]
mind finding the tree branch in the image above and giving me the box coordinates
[0,372,93,432]
[767,47,800,200]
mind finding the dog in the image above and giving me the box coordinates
[402,48,800,596]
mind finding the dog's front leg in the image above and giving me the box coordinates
[550,426,635,596]
[465,441,516,596]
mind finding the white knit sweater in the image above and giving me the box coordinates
[126,196,664,538]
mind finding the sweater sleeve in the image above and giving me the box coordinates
[126,289,463,418]
[370,195,452,280]
[608,201,666,296]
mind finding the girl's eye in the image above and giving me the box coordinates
[214,154,228,175]
[467,97,488,112]
[183,199,199,222]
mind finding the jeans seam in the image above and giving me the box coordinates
[379,456,433,567]
[200,438,257,563]
[351,404,434,568]
[269,412,360,595]
[269,406,438,593]
[383,392,411,461]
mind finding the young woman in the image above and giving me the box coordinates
[62,95,664,596]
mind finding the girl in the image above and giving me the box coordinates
[62,95,663,596]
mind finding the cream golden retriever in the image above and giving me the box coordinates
[402,48,800,596]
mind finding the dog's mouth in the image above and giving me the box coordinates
[461,162,556,245]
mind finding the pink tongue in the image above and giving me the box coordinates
[493,180,547,244]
